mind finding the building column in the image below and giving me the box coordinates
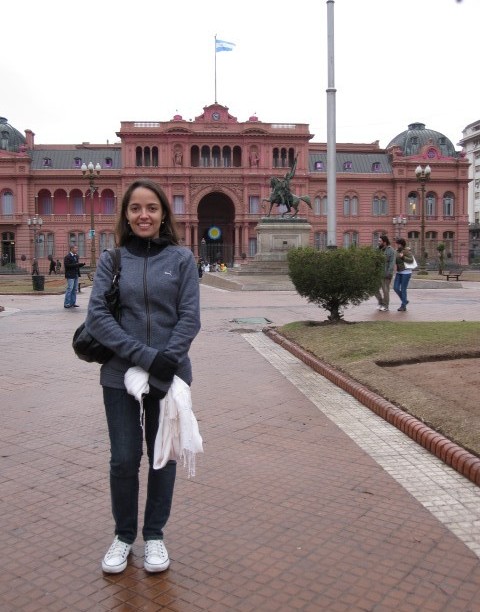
[234,224,240,259]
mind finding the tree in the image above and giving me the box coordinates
[287,246,384,322]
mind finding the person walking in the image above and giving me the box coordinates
[48,255,57,275]
[63,246,84,308]
[84,179,201,574]
[393,238,415,311]
[374,234,395,312]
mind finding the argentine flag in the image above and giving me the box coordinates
[216,39,235,53]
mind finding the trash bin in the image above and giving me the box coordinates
[32,275,45,291]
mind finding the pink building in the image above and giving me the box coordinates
[0,106,470,273]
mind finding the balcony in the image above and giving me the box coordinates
[0,214,24,225]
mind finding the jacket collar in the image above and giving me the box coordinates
[125,234,172,257]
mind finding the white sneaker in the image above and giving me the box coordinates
[379,306,389,312]
[102,536,132,573]
[144,539,170,573]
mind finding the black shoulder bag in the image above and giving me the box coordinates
[72,248,121,364]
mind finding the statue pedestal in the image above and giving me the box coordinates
[231,217,311,275]
[255,217,311,261]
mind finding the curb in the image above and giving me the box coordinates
[264,327,480,488]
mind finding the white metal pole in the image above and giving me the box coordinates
[326,0,337,247]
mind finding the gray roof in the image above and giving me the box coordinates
[30,148,122,170]
[0,117,26,152]
[309,152,392,174]
[386,122,457,158]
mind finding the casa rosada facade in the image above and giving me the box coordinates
[0,104,471,272]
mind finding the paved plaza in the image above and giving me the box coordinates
[1,280,480,611]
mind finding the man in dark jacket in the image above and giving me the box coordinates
[63,246,85,308]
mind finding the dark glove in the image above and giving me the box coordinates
[147,383,167,400]
[79,262,86,267]
[148,353,178,383]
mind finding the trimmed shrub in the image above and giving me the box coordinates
[287,246,384,321]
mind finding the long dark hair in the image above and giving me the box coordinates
[115,179,180,246]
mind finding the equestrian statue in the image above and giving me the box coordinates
[263,155,312,218]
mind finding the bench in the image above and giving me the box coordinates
[443,270,463,281]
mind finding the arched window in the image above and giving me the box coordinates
[191,145,200,167]
[101,189,115,215]
[443,192,454,217]
[408,192,418,215]
[314,231,327,250]
[272,148,280,168]
[136,146,143,167]
[144,147,151,167]
[344,196,358,216]
[38,190,53,215]
[99,232,115,251]
[343,231,359,247]
[232,145,242,167]
[372,196,388,216]
[201,145,210,167]
[71,189,84,215]
[426,192,436,217]
[222,146,232,168]
[1,190,14,215]
[212,146,221,167]
[69,232,86,257]
[53,189,68,215]
[314,196,327,216]
[152,147,159,167]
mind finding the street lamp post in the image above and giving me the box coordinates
[392,215,406,237]
[81,162,101,270]
[27,215,43,260]
[415,164,431,273]
[81,162,102,272]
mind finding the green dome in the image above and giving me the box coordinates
[0,116,26,152]
[387,122,457,158]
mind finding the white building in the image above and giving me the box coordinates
[459,120,480,224]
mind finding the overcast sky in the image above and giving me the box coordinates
[2,0,477,149]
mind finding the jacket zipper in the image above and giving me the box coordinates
[144,239,151,345]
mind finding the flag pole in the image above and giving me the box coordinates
[214,35,217,103]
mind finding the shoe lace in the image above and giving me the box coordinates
[146,539,166,558]
[106,538,130,560]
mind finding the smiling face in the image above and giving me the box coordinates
[125,186,164,239]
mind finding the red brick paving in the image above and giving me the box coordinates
[1,281,480,611]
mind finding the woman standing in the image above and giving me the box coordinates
[85,179,201,574]
[393,238,414,312]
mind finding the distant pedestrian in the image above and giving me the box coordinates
[394,238,415,312]
[63,246,85,308]
[48,256,57,275]
[374,235,395,311]
[31,258,40,276]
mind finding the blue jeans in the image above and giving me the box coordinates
[393,272,412,307]
[103,387,176,544]
[64,277,78,307]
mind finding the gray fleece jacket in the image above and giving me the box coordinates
[85,235,201,393]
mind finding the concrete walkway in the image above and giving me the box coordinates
[1,281,480,611]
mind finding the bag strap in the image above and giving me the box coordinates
[105,248,121,283]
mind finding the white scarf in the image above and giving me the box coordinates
[124,367,203,477]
